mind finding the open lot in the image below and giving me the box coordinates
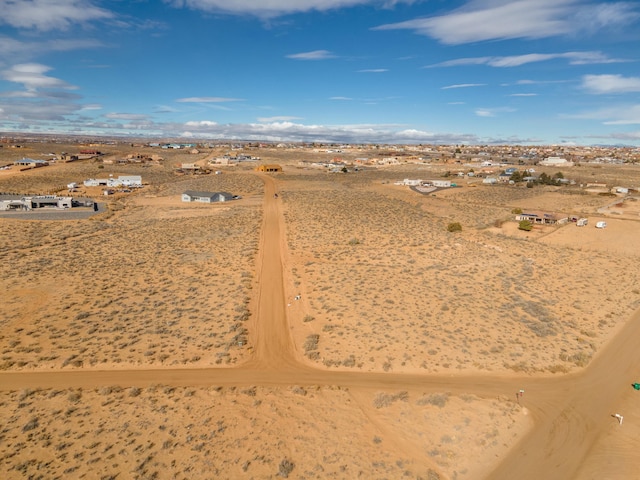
[1,143,640,479]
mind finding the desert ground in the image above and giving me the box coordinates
[1,143,640,479]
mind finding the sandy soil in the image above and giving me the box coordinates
[1,152,640,479]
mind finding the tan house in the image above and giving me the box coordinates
[255,164,282,172]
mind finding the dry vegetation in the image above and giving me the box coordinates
[2,142,640,479]
[0,152,263,370]
[283,167,640,374]
[0,385,527,479]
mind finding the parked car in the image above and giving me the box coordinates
[596,221,607,229]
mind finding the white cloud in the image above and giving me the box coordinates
[257,116,303,122]
[581,74,640,94]
[566,104,640,125]
[105,113,150,121]
[0,98,82,121]
[509,93,538,97]
[176,96,243,102]
[168,119,487,144]
[0,0,114,31]
[330,96,353,100]
[1,63,77,91]
[358,68,388,73]
[185,120,218,126]
[166,0,412,18]
[286,50,336,60]
[475,107,516,117]
[374,0,639,45]
[475,109,494,117]
[0,36,106,63]
[428,51,622,68]
[442,83,486,89]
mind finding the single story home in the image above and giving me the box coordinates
[84,175,142,187]
[516,211,568,225]
[14,158,49,168]
[182,191,235,203]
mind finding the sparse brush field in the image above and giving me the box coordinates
[282,169,640,374]
[0,169,263,370]
[0,385,527,480]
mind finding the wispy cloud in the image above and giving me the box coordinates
[105,113,150,121]
[257,116,303,122]
[167,0,413,19]
[176,96,243,102]
[475,107,516,117]
[1,63,77,91]
[565,104,640,125]
[581,74,640,94]
[0,36,106,63]
[0,0,114,31]
[428,51,623,68]
[330,96,353,101]
[442,83,486,89]
[286,50,336,60]
[374,0,640,45]
[358,68,388,73]
[509,93,538,97]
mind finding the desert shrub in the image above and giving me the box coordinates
[373,391,408,408]
[303,334,319,352]
[511,207,523,214]
[447,222,462,233]
[278,459,295,478]
[22,417,39,432]
[348,238,360,245]
[417,393,450,408]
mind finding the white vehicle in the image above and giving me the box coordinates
[596,221,607,229]
[576,218,588,227]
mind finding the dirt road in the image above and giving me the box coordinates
[1,174,639,478]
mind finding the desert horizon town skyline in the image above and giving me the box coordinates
[1,0,640,145]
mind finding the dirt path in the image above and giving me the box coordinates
[1,174,640,478]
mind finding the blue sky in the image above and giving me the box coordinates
[0,0,639,145]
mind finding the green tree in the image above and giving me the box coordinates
[538,172,551,184]
[518,220,533,231]
[447,222,462,232]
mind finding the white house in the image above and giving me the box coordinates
[431,180,452,188]
[182,191,235,203]
[111,175,142,187]
[84,175,142,187]
[539,157,574,167]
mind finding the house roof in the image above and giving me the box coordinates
[183,190,233,198]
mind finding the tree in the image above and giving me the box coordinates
[447,222,462,232]
[538,172,551,184]
[510,171,522,182]
[518,220,533,231]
